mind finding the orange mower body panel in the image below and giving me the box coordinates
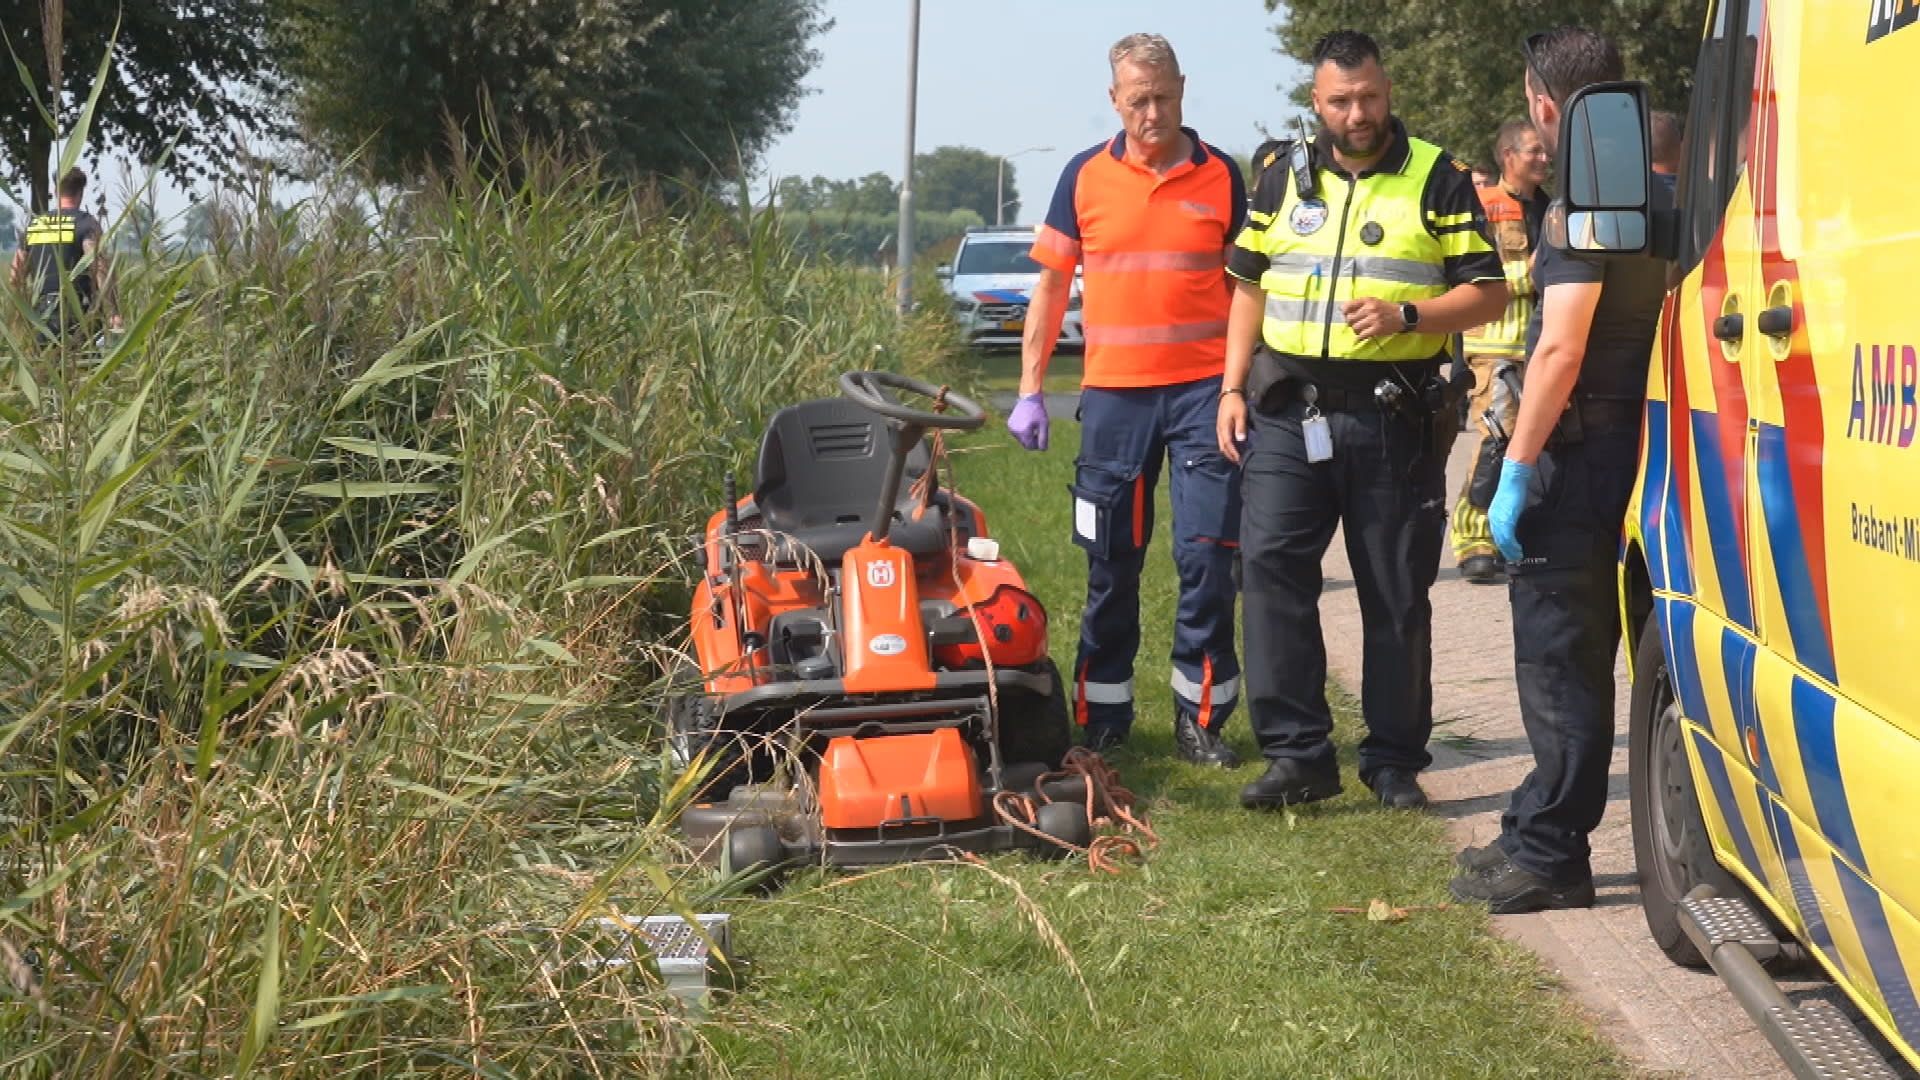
[838,539,938,693]
[818,728,984,829]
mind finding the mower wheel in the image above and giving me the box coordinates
[720,825,789,889]
[997,658,1073,770]
[666,658,745,797]
[1033,800,1091,857]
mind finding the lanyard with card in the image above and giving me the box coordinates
[1301,384,1333,462]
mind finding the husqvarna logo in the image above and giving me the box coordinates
[866,561,896,588]
[1868,0,1919,42]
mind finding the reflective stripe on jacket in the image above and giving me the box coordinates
[1462,185,1535,360]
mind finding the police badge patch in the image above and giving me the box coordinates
[1289,199,1329,235]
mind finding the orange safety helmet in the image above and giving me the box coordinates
[934,585,1048,669]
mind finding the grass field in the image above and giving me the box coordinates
[700,398,1629,1079]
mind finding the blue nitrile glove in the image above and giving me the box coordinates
[1007,393,1049,451]
[1489,457,1535,563]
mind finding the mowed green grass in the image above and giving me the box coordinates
[702,375,1628,1079]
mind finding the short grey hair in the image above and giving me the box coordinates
[1109,33,1181,79]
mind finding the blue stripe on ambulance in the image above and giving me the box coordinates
[1689,410,1754,630]
[1689,728,1766,879]
[1834,857,1920,1050]
[1642,400,1695,595]
[1755,423,1838,681]
[1661,597,1712,724]
[1767,797,1837,956]
[1720,628,1770,789]
[1790,676,1868,874]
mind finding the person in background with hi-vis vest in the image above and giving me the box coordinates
[1450,119,1550,584]
[9,168,116,339]
[1216,30,1507,811]
[1008,32,1249,767]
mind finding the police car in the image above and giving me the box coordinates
[938,226,1083,349]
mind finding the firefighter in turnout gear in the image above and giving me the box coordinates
[1216,30,1507,811]
[1451,119,1550,584]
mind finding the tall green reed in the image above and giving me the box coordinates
[0,133,961,1076]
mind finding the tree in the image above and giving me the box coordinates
[913,146,1011,224]
[1,0,281,212]
[0,201,15,249]
[775,171,896,214]
[1268,0,1707,169]
[275,0,828,184]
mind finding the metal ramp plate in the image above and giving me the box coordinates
[1767,1000,1900,1080]
[1681,893,1781,955]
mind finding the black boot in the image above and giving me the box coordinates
[1365,766,1429,810]
[1173,710,1239,768]
[1239,758,1341,809]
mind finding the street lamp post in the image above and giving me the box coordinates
[895,0,921,317]
[996,145,1053,227]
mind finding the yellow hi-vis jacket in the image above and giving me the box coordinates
[1230,124,1498,363]
[1461,184,1541,361]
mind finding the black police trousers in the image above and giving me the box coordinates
[1497,423,1641,884]
[1239,395,1448,782]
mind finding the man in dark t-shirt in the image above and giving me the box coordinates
[1448,28,1671,914]
[9,167,112,339]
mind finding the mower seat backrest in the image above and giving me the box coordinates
[753,398,947,561]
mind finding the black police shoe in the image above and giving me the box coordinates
[1083,724,1128,753]
[1447,850,1596,914]
[1173,710,1239,768]
[1454,840,1510,873]
[1239,758,1341,809]
[1365,767,1429,810]
[1460,553,1506,585]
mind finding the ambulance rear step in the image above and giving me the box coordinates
[1679,891,1901,1080]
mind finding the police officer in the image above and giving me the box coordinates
[9,168,114,338]
[1449,28,1671,912]
[1218,30,1507,810]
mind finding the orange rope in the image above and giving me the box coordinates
[991,747,1160,874]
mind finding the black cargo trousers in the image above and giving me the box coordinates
[1239,374,1452,784]
[1498,414,1642,884]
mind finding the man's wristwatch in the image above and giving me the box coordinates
[1400,302,1421,331]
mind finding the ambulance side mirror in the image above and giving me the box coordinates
[1547,81,1652,256]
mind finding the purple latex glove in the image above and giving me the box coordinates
[1007,393,1049,451]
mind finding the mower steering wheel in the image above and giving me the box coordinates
[839,371,986,432]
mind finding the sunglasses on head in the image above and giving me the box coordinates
[1523,32,1558,102]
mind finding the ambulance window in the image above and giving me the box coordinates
[1675,0,1748,272]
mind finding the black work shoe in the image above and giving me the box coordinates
[1448,851,1596,914]
[1173,710,1240,768]
[1239,758,1341,809]
[1460,553,1506,585]
[1365,767,1429,810]
[1454,841,1510,873]
[1083,725,1128,753]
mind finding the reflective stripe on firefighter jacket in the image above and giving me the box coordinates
[1461,184,1537,361]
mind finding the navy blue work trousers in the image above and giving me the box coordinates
[1070,376,1242,738]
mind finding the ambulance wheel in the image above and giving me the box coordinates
[1033,800,1091,858]
[997,659,1073,770]
[721,825,789,889]
[1628,610,1742,968]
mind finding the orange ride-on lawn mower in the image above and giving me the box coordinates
[671,371,1088,884]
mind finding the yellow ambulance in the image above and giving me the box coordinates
[1553,0,1920,1072]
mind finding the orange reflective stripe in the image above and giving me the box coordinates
[1075,661,1089,727]
[1083,320,1229,347]
[1082,249,1223,273]
[1032,224,1082,267]
[1132,475,1146,547]
[1198,656,1214,730]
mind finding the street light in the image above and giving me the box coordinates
[996,145,1052,227]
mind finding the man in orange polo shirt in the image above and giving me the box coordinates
[1009,32,1247,765]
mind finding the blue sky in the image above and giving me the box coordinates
[757,0,1312,225]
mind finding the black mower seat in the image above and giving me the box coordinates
[753,398,953,564]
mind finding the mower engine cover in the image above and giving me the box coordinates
[933,584,1048,670]
[819,728,984,829]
